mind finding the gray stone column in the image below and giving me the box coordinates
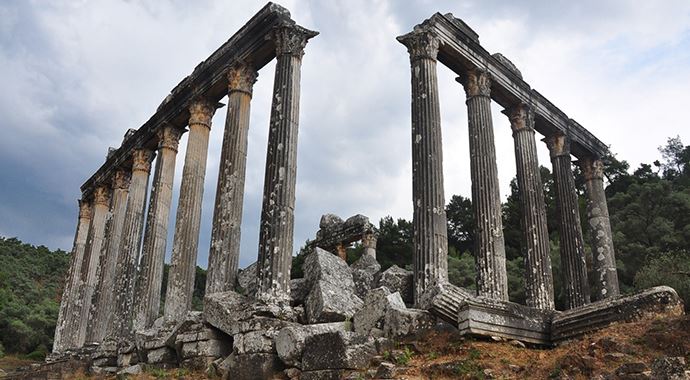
[106,148,154,342]
[87,169,131,343]
[545,134,590,309]
[459,69,508,301]
[505,104,555,310]
[580,156,619,300]
[74,185,111,347]
[133,126,183,330]
[206,63,258,295]
[164,100,216,321]
[256,24,317,302]
[362,232,377,259]
[397,28,449,307]
[53,198,92,352]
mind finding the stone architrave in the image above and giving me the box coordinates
[397,27,449,307]
[106,148,154,342]
[206,63,258,295]
[133,126,183,330]
[505,103,554,310]
[545,134,590,309]
[459,68,508,301]
[164,100,217,321]
[256,23,318,302]
[74,185,111,347]
[87,169,131,343]
[53,198,92,352]
[580,156,619,300]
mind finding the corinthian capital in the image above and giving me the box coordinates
[93,185,111,206]
[132,148,154,173]
[460,68,491,98]
[505,103,534,134]
[157,125,183,152]
[397,27,440,61]
[544,134,571,158]
[580,157,605,181]
[78,199,93,220]
[227,62,258,95]
[112,169,131,190]
[269,23,319,59]
[188,99,216,129]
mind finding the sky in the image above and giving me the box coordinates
[1,0,689,269]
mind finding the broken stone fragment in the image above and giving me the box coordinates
[236,261,258,296]
[650,357,686,379]
[351,254,381,299]
[305,280,363,323]
[233,330,276,355]
[300,369,347,380]
[319,213,344,230]
[220,352,284,380]
[204,291,300,336]
[377,265,413,304]
[275,322,351,368]
[301,331,376,371]
[383,308,436,339]
[353,287,405,334]
[303,247,355,291]
[290,277,309,306]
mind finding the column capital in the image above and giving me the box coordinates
[112,169,131,190]
[580,156,605,181]
[157,125,184,152]
[132,148,155,173]
[227,62,258,96]
[544,134,571,158]
[458,68,492,98]
[93,185,111,207]
[188,99,217,130]
[397,27,440,62]
[78,198,93,220]
[504,103,534,134]
[269,23,318,59]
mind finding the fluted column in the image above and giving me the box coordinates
[397,28,449,307]
[362,232,377,259]
[133,126,183,330]
[53,198,92,352]
[87,169,131,343]
[256,24,318,302]
[580,156,619,300]
[545,134,590,309]
[106,148,154,342]
[505,103,554,309]
[164,100,216,321]
[206,63,258,295]
[74,185,111,347]
[459,69,508,301]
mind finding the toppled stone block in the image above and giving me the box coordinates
[204,291,299,336]
[383,308,436,339]
[146,346,177,364]
[233,330,276,355]
[117,364,142,375]
[377,265,413,304]
[237,261,257,296]
[302,331,376,371]
[221,353,284,380]
[305,280,363,323]
[320,214,344,230]
[304,247,355,290]
[351,254,381,299]
[290,278,309,306]
[275,322,350,368]
[651,357,687,380]
[179,339,230,359]
[353,287,405,334]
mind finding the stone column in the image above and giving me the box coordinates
[206,63,258,295]
[545,134,590,309]
[335,243,347,261]
[256,24,317,302]
[87,169,131,343]
[133,126,183,330]
[106,148,154,342]
[580,156,619,300]
[164,100,216,321]
[53,198,92,352]
[362,232,377,259]
[505,104,555,310]
[459,69,508,301]
[397,28,449,307]
[74,185,111,347]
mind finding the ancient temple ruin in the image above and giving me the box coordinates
[45,3,684,378]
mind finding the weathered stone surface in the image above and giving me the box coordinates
[305,280,363,323]
[428,282,476,326]
[300,369,347,380]
[146,346,177,364]
[204,291,298,336]
[179,339,230,359]
[304,247,355,290]
[117,364,142,375]
[275,322,350,368]
[236,261,257,296]
[351,254,381,299]
[290,278,309,306]
[302,331,376,371]
[222,353,284,380]
[552,286,684,342]
[377,265,413,304]
[383,308,436,339]
[233,330,275,355]
[353,287,405,334]
[309,214,378,257]
[651,357,687,380]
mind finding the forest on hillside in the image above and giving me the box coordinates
[1,137,688,358]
